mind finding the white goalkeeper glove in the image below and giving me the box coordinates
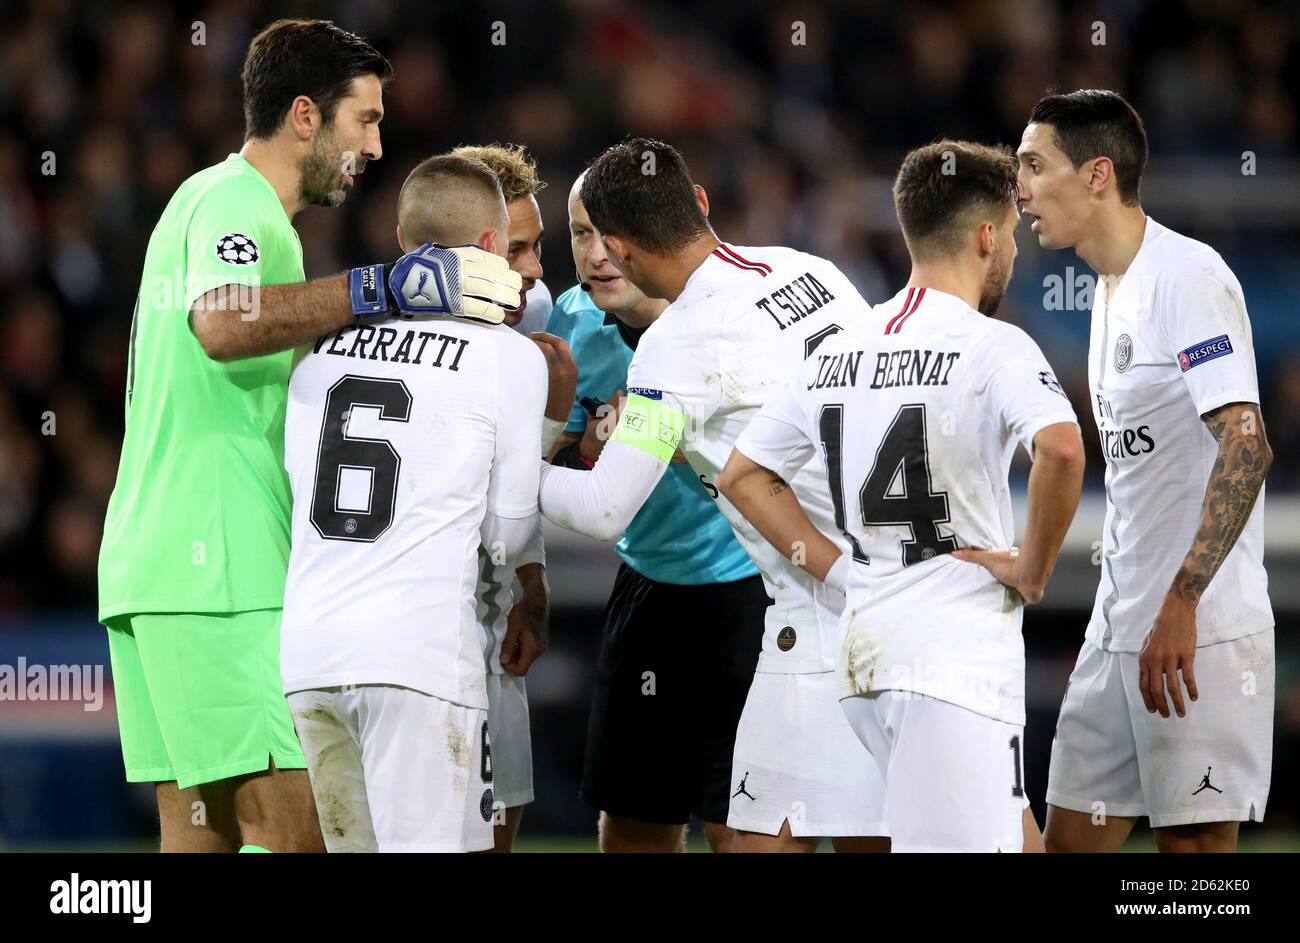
[349,243,523,324]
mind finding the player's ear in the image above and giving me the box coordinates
[287,94,317,142]
[396,224,407,254]
[1087,156,1113,196]
[978,220,997,257]
[481,228,502,256]
[694,184,710,217]
[601,234,630,271]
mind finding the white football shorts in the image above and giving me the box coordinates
[288,684,494,852]
[486,672,533,810]
[841,690,1026,853]
[727,670,887,838]
[1046,629,1273,828]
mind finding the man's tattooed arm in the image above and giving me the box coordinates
[1170,402,1273,603]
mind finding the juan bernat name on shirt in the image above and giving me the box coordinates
[806,346,962,391]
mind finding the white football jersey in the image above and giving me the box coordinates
[735,287,1078,723]
[281,315,547,709]
[1085,218,1272,652]
[476,280,551,676]
[625,243,871,673]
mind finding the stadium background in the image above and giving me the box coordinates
[0,0,1296,851]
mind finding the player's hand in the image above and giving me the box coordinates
[500,569,549,677]
[950,546,1045,604]
[580,390,625,464]
[1138,590,1199,718]
[348,244,523,323]
[531,332,579,423]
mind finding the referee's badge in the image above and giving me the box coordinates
[1115,333,1133,372]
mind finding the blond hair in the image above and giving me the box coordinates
[450,143,546,203]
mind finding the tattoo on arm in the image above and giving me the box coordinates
[1172,402,1272,602]
[767,479,789,497]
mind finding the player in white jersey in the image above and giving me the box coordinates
[538,138,888,852]
[720,141,1084,852]
[452,145,575,853]
[280,154,549,852]
[1017,90,1275,852]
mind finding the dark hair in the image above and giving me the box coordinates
[892,140,1019,258]
[242,19,393,140]
[1028,89,1148,205]
[397,154,505,246]
[579,138,709,254]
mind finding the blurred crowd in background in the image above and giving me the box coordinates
[1,0,1298,612]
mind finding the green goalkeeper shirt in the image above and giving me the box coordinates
[98,153,305,620]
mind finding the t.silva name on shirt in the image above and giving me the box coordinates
[755,271,837,331]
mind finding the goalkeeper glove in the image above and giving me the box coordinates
[348,243,523,324]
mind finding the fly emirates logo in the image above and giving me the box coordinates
[1095,394,1155,460]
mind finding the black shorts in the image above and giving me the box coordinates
[580,563,767,825]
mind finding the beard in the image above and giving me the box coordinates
[299,129,350,208]
[977,251,1012,317]
[977,283,1005,317]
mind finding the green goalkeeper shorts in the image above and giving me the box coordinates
[105,609,306,790]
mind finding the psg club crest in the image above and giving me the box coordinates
[1115,333,1133,372]
[215,233,259,266]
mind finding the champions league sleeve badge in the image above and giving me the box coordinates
[215,233,260,266]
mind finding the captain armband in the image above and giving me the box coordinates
[610,393,686,464]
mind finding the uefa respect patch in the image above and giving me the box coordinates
[1178,334,1233,372]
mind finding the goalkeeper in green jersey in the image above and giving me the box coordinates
[97,18,522,852]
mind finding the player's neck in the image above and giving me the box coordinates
[905,264,982,312]
[1075,204,1147,279]
[239,138,305,219]
[658,233,721,302]
[615,296,669,329]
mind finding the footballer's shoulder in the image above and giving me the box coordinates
[973,315,1051,366]
[172,157,278,226]
[189,156,270,201]
[1148,218,1237,282]
[488,317,539,349]
[721,242,800,266]
[485,319,547,373]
